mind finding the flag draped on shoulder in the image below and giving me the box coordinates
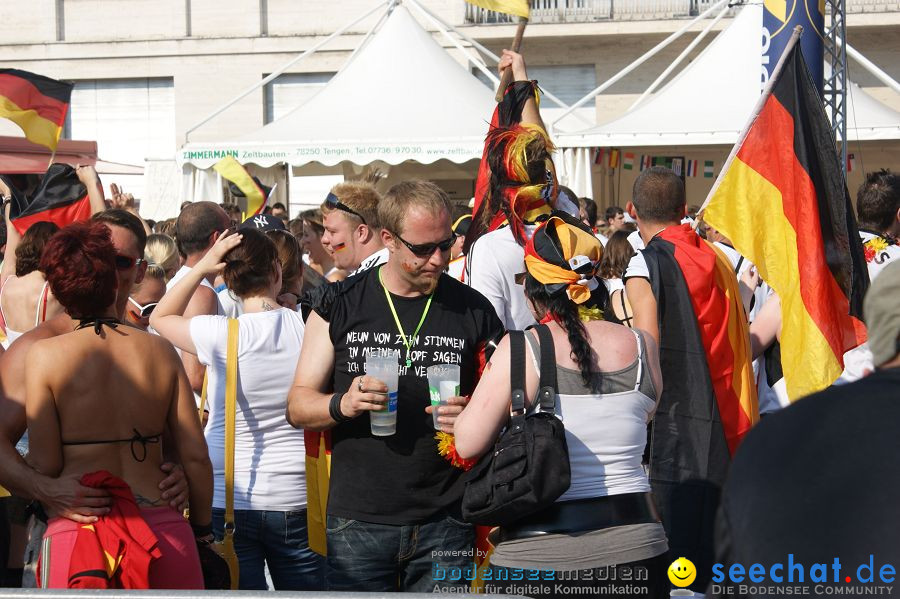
[702,40,868,401]
[213,156,270,217]
[0,69,72,152]
[464,0,530,18]
[8,164,91,235]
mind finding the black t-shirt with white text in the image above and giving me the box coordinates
[321,266,504,525]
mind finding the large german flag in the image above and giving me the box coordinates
[703,41,868,401]
[213,156,270,217]
[0,69,72,152]
[9,164,91,235]
[642,223,758,591]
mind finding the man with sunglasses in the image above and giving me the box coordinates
[288,180,503,593]
[0,209,189,587]
[320,182,387,276]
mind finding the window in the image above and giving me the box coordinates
[263,72,334,124]
[474,64,596,105]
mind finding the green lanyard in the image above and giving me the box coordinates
[378,266,434,368]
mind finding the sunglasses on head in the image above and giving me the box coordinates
[325,193,366,225]
[128,297,157,318]
[393,231,456,257]
[115,254,144,270]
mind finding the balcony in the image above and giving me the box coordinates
[462,0,900,24]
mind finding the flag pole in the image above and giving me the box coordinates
[494,17,528,102]
[696,26,804,221]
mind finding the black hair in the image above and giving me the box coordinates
[632,167,685,224]
[524,274,606,392]
[857,169,900,232]
[578,197,598,227]
[605,205,624,221]
[175,201,228,257]
[92,209,148,254]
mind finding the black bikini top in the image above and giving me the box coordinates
[62,428,162,463]
[75,317,122,335]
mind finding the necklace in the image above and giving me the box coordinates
[378,266,434,368]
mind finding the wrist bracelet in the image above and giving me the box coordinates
[329,392,352,424]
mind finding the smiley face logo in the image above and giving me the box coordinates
[668,557,697,587]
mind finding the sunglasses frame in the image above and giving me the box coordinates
[127,296,157,318]
[115,254,144,270]
[325,193,366,226]
[393,231,457,257]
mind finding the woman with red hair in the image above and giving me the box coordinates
[24,221,213,589]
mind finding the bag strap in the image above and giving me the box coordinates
[223,318,239,589]
[533,324,558,412]
[509,330,526,415]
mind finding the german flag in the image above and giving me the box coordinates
[304,430,331,556]
[213,156,270,217]
[0,69,72,152]
[9,164,91,235]
[642,223,758,591]
[703,41,868,401]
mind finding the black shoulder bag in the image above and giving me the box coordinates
[462,324,571,526]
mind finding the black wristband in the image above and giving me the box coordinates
[191,522,212,538]
[329,392,351,424]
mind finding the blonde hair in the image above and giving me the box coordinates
[378,180,452,234]
[321,181,382,229]
[144,234,179,281]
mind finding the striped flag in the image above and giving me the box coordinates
[608,148,620,169]
[703,160,715,178]
[593,147,605,165]
[0,69,73,152]
[672,158,683,176]
[847,153,855,172]
[464,0,529,17]
[7,164,91,235]
[640,155,652,171]
[686,160,697,177]
[214,156,270,217]
[623,152,635,170]
[703,42,868,400]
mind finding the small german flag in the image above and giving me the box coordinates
[0,69,73,152]
[9,164,91,235]
[703,40,868,400]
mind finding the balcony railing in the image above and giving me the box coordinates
[463,0,900,24]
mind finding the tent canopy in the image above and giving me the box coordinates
[178,4,495,170]
[555,3,900,148]
[0,136,144,175]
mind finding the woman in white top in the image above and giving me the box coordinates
[151,228,323,590]
[455,214,668,598]
[0,221,64,349]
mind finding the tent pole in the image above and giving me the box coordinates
[550,0,731,133]
[337,1,395,76]
[184,0,389,141]
[404,0,591,125]
[629,0,733,111]
[405,0,500,86]
[836,38,900,95]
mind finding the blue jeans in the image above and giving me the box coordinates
[212,508,324,590]
[325,514,475,592]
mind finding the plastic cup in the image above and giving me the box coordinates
[365,350,400,436]
[426,364,460,430]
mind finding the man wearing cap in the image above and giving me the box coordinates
[287,180,503,593]
[320,181,386,276]
[710,260,900,599]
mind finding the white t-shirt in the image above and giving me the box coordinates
[860,231,900,282]
[217,287,243,319]
[190,309,307,511]
[466,225,538,331]
[166,265,225,315]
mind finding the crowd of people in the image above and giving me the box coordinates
[0,50,898,598]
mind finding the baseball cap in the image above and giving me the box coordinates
[239,213,285,232]
[864,260,900,367]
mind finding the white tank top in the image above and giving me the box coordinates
[524,329,658,501]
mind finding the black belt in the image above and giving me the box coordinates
[495,492,661,544]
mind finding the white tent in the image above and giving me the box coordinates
[554,2,900,150]
[177,5,494,172]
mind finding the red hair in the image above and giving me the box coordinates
[40,221,118,318]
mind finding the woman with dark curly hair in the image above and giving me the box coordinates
[24,221,212,588]
[0,221,63,348]
[455,213,668,598]
[598,230,636,328]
